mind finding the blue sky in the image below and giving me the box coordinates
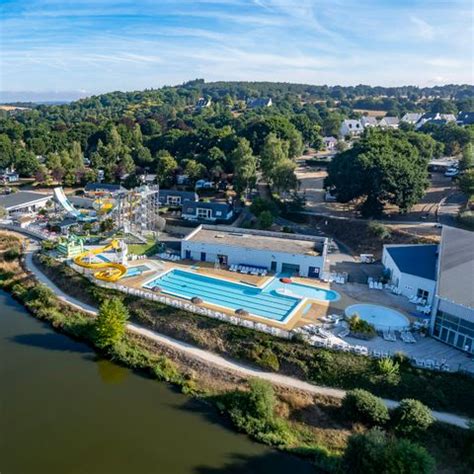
[1,0,473,97]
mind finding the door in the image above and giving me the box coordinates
[270,261,277,272]
[281,263,300,275]
[308,266,320,278]
[200,252,206,262]
[185,250,191,259]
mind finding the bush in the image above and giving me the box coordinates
[368,221,392,240]
[347,313,376,337]
[392,399,434,438]
[342,389,390,426]
[3,247,20,261]
[375,357,401,386]
[344,428,435,474]
[257,210,274,229]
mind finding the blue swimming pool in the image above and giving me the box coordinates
[124,265,151,278]
[144,270,339,322]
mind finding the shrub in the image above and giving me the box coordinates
[343,428,435,474]
[392,399,434,438]
[368,221,392,240]
[153,356,181,383]
[342,389,390,426]
[375,357,401,385]
[3,247,20,261]
[347,313,376,337]
[257,210,274,229]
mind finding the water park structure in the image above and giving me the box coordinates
[73,239,128,282]
[57,234,85,258]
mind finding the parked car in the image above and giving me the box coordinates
[444,168,459,177]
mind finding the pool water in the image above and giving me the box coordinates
[124,265,150,278]
[345,303,409,330]
[144,270,339,322]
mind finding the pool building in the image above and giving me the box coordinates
[181,225,328,278]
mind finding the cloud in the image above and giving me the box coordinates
[410,15,435,40]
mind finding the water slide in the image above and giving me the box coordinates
[53,187,80,217]
[53,187,96,222]
[73,240,127,282]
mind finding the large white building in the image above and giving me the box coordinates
[382,244,438,305]
[430,226,474,353]
[0,191,52,216]
[181,225,328,278]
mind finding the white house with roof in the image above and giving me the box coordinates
[0,191,52,216]
[323,136,337,150]
[430,226,474,354]
[339,119,363,137]
[361,116,378,128]
[382,244,438,305]
[379,116,400,129]
[181,225,328,278]
[401,113,423,125]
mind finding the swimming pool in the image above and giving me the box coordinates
[345,304,409,330]
[143,270,339,322]
[124,265,151,278]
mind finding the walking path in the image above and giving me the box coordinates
[22,243,471,429]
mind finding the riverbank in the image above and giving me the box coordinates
[1,231,473,473]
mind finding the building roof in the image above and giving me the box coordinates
[457,111,474,125]
[183,201,232,213]
[247,97,272,108]
[437,226,474,308]
[323,136,337,142]
[185,225,325,256]
[386,244,438,281]
[84,183,123,192]
[381,116,399,125]
[0,191,52,210]
[361,116,378,126]
[401,113,423,123]
[160,189,198,201]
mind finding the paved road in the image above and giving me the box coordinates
[21,242,471,430]
[438,191,467,226]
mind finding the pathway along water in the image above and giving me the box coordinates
[0,290,314,474]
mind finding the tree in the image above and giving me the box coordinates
[183,159,206,183]
[342,389,390,426]
[231,138,257,196]
[460,143,474,170]
[392,399,434,438]
[94,298,129,348]
[260,133,288,181]
[325,129,429,217]
[458,169,474,196]
[155,150,178,186]
[13,149,39,176]
[344,429,435,474]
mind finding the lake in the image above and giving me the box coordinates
[0,290,314,474]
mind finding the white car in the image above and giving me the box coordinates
[444,169,459,177]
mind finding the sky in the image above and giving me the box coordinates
[0,0,473,100]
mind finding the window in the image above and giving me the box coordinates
[417,289,429,300]
[167,196,181,205]
[197,208,212,219]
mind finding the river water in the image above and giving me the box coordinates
[0,290,314,474]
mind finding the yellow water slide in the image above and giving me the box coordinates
[73,239,127,282]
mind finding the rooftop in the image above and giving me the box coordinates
[386,244,438,281]
[185,225,325,256]
[437,226,474,308]
[0,191,52,210]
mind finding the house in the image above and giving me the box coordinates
[159,189,198,207]
[247,97,272,109]
[457,111,474,126]
[382,244,438,305]
[181,201,234,223]
[195,97,212,110]
[401,113,423,125]
[84,183,125,197]
[323,136,337,150]
[379,116,399,129]
[430,226,474,354]
[0,170,19,183]
[181,225,328,278]
[361,116,378,128]
[339,119,363,137]
[416,112,456,129]
[0,191,52,216]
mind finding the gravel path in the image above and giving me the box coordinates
[23,243,471,429]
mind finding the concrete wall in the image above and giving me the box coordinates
[382,248,436,304]
[181,240,325,277]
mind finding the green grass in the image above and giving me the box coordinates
[128,239,163,256]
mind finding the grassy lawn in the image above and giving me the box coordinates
[128,239,162,256]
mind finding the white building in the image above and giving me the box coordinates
[181,225,328,278]
[339,119,363,137]
[0,191,52,216]
[382,244,438,305]
[401,113,423,125]
[430,226,474,354]
[323,136,337,150]
[379,116,400,129]
[361,116,378,128]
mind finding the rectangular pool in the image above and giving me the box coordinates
[144,269,301,322]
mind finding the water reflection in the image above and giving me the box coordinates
[96,358,128,384]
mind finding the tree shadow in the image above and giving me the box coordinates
[193,451,316,474]
[9,333,91,353]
